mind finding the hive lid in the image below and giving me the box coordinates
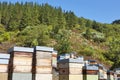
[35,46,54,52]
[58,58,84,63]
[85,65,99,70]
[8,46,34,53]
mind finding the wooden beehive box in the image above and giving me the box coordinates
[36,66,52,74]
[0,53,10,80]
[107,71,114,80]
[58,58,84,75]
[83,65,99,80]
[8,47,34,80]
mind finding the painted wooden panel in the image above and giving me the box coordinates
[58,63,84,68]
[0,73,8,80]
[13,57,32,66]
[0,65,8,72]
[36,59,51,66]
[12,73,32,80]
[36,66,52,74]
[69,68,82,74]
[0,59,9,64]
[0,54,10,59]
[35,74,52,80]
[58,63,69,68]
[14,53,32,58]
[13,65,32,73]
[36,51,52,59]
[69,63,84,68]
[59,75,83,80]
[86,75,98,80]
[52,57,57,67]
[59,68,69,75]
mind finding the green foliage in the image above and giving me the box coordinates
[0,2,120,68]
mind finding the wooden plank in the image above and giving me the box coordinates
[69,63,84,68]
[36,66,52,74]
[12,73,32,80]
[13,57,32,66]
[36,59,51,66]
[69,68,82,74]
[35,74,52,80]
[0,65,8,72]
[13,65,32,73]
[58,63,69,68]
[86,70,98,75]
[0,73,8,80]
[0,59,9,64]
[52,57,57,67]
[36,51,52,59]
[59,68,69,75]
[14,52,33,57]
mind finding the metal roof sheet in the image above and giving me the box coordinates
[8,46,34,53]
[0,53,10,59]
[35,46,54,52]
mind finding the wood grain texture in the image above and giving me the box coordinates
[0,65,8,72]
[36,59,51,66]
[36,66,52,74]
[0,73,8,80]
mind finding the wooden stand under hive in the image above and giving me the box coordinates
[33,46,54,80]
[58,57,84,80]
[0,53,10,80]
[8,46,34,80]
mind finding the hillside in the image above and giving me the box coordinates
[0,2,120,69]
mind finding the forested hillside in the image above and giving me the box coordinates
[0,2,120,69]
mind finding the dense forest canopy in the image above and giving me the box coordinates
[0,2,120,69]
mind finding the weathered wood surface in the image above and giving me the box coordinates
[36,51,52,59]
[35,74,52,80]
[36,66,52,74]
[58,63,84,68]
[0,73,8,80]
[13,57,32,66]
[36,59,51,66]
[12,73,32,80]
[13,65,32,73]
[0,65,8,72]
[14,52,33,58]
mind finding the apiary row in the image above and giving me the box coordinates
[0,46,57,80]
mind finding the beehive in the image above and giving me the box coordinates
[34,46,53,80]
[0,53,10,80]
[58,57,84,80]
[8,46,33,80]
[98,64,107,80]
[107,71,114,80]
[83,65,99,80]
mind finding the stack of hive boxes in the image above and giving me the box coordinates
[98,64,107,80]
[107,71,114,80]
[114,68,120,80]
[58,57,84,80]
[8,47,33,80]
[0,53,10,80]
[34,46,53,80]
[83,60,99,80]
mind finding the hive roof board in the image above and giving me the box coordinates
[84,65,99,70]
[35,46,54,52]
[0,53,10,59]
[8,46,34,53]
[58,58,84,63]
